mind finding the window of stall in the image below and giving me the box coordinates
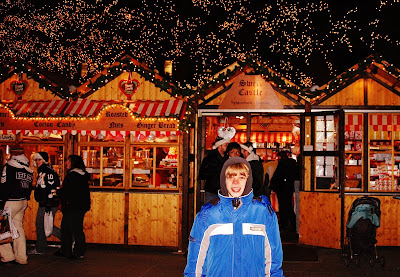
[369,114,400,192]
[19,132,66,184]
[344,113,364,192]
[78,134,125,189]
[301,111,343,192]
[129,134,179,190]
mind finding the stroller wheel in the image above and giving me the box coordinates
[379,256,385,267]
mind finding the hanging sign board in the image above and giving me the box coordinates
[219,74,284,109]
[0,106,178,132]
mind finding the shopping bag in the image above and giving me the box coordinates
[0,207,19,244]
[44,211,53,237]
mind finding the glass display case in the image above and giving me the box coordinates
[130,145,178,189]
[78,134,179,190]
[81,145,125,188]
[344,127,363,191]
[368,114,400,192]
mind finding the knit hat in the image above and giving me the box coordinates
[240,142,254,153]
[219,156,253,197]
[33,152,49,167]
[212,136,231,150]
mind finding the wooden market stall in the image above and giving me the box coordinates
[0,55,192,250]
[194,57,307,211]
[300,55,400,249]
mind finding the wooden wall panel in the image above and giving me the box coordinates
[299,192,341,249]
[128,193,179,247]
[345,195,400,246]
[367,79,400,106]
[84,192,125,244]
[87,72,173,101]
[0,74,61,101]
[319,79,364,106]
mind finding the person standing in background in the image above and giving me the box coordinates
[240,142,264,196]
[0,145,33,265]
[270,151,297,232]
[28,152,61,255]
[199,136,229,203]
[56,155,90,259]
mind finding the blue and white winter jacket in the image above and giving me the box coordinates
[185,157,284,277]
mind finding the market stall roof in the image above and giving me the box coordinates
[196,56,308,109]
[8,99,186,118]
[310,55,400,105]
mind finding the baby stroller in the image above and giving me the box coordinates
[342,196,384,267]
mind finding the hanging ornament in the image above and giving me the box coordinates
[119,71,139,99]
[217,117,236,140]
[10,73,28,97]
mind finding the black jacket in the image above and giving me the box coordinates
[0,155,33,204]
[249,159,264,197]
[59,168,91,212]
[199,149,227,194]
[270,158,297,195]
[34,163,61,208]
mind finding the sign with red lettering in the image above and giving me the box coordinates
[219,74,284,109]
[0,105,178,133]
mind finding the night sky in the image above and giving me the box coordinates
[0,0,399,88]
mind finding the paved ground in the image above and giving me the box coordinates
[1,243,399,277]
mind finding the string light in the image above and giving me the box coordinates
[0,0,398,89]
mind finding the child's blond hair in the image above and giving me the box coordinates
[225,163,249,179]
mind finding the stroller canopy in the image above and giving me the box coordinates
[347,204,380,229]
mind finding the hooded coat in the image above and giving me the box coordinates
[0,154,33,203]
[34,162,61,208]
[184,157,283,277]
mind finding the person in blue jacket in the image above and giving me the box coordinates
[184,156,284,277]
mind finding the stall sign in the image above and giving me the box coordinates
[219,74,284,109]
[0,106,178,132]
[0,134,15,141]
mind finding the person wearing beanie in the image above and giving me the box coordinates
[28,152,61,255]
[240,142,265,197]
[199,136,229,203]
[184,157,283,276]
[0,145,33,265]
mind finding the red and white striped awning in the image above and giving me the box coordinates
[9,99,186,118]
[63,99,109,117]
[128,99,185,118]
[345,114,363,131]
[370,114,392,131]
[11,100,68,116]
[233,132,296,144]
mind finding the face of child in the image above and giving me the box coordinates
[225,172,247,198]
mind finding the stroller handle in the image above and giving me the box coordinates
[394,196,400,200]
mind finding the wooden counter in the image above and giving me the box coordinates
[24,190,181,248]
[299,192,400,249]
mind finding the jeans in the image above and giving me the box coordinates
[61,209,86,257]
[0,200,28,264]
[35,206,61,253]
